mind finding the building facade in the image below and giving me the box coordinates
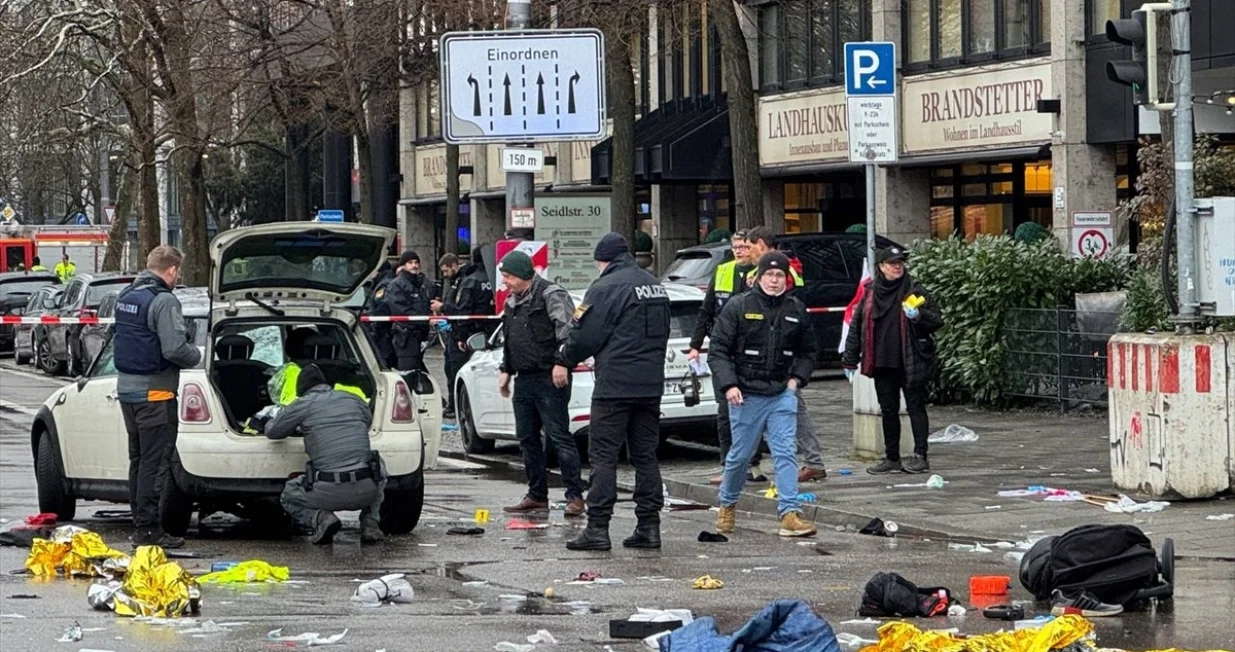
[397,0,1234,270]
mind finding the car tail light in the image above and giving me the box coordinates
[180,383,211,423]
[573,358,594,373]
[571,414,590,423]
[79,308,97,318]
[391,379,415,423]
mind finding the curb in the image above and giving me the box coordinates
[438,448,964,541]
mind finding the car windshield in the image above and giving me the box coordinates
[670,301,700,339]
[663,252,722,281]
[87,279,133,306]
[0,278,57,297]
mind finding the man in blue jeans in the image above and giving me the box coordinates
[708,252,818,537]
[496,250,586,517]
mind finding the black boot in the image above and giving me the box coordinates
[311,512,342,545]
[622,522,661,549]
[566,523,611,551]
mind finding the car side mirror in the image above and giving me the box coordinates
[465,332,488,352]
[75,375,88,392]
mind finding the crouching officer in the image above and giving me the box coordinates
[268,364,386,545]
[559,233,671,551]
[386,250,431,373]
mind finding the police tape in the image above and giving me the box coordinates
[0,315,106,325]
[360,315,502,322]
[805,307,847,314]
[0,315,502,325]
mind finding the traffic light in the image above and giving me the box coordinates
[1106,3,1172,109]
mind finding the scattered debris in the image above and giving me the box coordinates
[493,643,534,652]
[838,469,854,476]
[266,628,348,646]
[198,560,289,584]
[858,518,898,538]
[574,571,600,582]
[1103,495,1170,514]
[947,604,967,617]
[761,486,778,499]
[838,618,880,626]
[505,519,550,530]
[796,493,817,503]
[352,574,415,605]
[1084,468,1100,473]
[837,632,878,648]
[7,594,38,599]
[449,527,485,536]
[697,531,728,543]
[997,486,1086,502]
[928,424,978,443]
[892,474,946,489]
[525,629,557,645]
[985,505,1002,510]
[1206,513,1235,521]
[462,581,489,587]
[1,613,27,619]
[57,621,83,642]
[691,575,723,590]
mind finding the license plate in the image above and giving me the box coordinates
[663,382,681,395]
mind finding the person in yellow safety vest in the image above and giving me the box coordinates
[267,328,368,407]
[30,256,47,272]
[54,254,76,283]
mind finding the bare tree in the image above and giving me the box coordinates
[710,0,761,230]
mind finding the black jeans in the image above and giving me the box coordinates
[713,375,762,468]
[121,400,180,535]
[444,340,471,409]
[513,372,584,503]
[873,368,930,461]
[587,397,663,527]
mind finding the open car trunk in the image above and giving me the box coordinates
[208,318,378,432]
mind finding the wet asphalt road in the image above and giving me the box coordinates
[0,358,1233,651]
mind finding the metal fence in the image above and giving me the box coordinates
[1004,308,1121,412]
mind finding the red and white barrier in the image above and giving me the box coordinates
[805,306,847,314]
[360,315,501,323]
[0,315,106,325]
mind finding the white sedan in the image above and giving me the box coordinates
[454,284,717,454]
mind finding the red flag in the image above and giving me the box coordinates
[838,258,871,353]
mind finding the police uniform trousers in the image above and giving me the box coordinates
[585,397,664,527]
[281,473,385,531]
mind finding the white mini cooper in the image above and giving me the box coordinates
[31,223,442,536]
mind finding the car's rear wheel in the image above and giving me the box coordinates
[37,339,64,376]
[379,470,425,535]
[159,457,196,537]
[457,385,494,454]
[36,433,76,521]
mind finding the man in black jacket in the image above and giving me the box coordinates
[841,246,943,475]
[497,250,586,518]
[385,250,431,373]
[559,233,671,551]
[709,252,818,538]
[433,248,495,418]
[365,260,397,368]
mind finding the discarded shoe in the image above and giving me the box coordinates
[697,531,729,543]
[1050,589,1124,617]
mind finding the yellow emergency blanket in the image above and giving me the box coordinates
[25,527,128,577]
[859,614,1094,652]
[112,546,200,618]
[198,560,290,584]
[692,575,725,590]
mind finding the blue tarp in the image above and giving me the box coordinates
[659,599,842,652]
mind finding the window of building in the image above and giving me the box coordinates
[1089,0,1121,34]
[928,160,1054,241]
[758,0,871,92]
[698,184,731,239]
[904,0,1050,67]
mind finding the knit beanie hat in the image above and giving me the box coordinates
[593,232,630,262]
[757,252,792,279]
[498,250,535,280]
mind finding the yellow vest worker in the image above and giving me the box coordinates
[268,361,368,406]
[54,259,76,283]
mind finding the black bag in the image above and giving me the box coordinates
[1019,524,1173,605]
[858,572,952,618]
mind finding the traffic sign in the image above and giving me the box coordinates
[844,42,898,164]
[501,147,545,173]
[1070,211,1113,259]
[104,206,115,224]
[316,209,345,223]
[844,42,896,96]
[1,205,14,221]
[439,29,606,144]
[510,207,536,228]
[74,212,90,225]
[1074,228,1111,258]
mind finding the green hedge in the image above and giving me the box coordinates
[909,235,1130,405]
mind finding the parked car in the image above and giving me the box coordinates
[454,284,716,455]
[14,285,64,366]
[39,272,137,376]
[0,271,59,353]
[77,287,210,369]
[31,223,441,537]
[661,241,732,290]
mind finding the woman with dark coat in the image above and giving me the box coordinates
[841,246,944,475]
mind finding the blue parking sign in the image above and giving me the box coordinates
[844,42,896,97]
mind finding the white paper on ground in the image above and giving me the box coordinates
[630,608,693,625]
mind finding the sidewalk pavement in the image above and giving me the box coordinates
[640,380,1235,561]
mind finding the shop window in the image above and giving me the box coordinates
[904,0,1049,67]
[758,0,870,92]
[931,206,956,239]
[1089,0,1120,34]
[929,159,1053,241]
[969,0,996,55]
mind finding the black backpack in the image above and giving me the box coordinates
[858,572,952,618]
[1020,524,1173,606]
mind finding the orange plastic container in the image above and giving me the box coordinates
[969,575,1011,596]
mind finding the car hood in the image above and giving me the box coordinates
[209,223,394,304]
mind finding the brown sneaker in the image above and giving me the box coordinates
[778,511,817,538]
[798,467,827,482]
[503,496,549,513]
[715,505,737,533]
[564,498,586,517]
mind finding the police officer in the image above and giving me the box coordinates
[432,248,494,418]
[365,260,397,369]
[114,245,202,548]
[709,251,818,538]
[385,250,431,373]
[560,233,671,551]
[267,364,386,545]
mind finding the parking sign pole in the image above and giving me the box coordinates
[865,165,876,272]
[505,0,535,238]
